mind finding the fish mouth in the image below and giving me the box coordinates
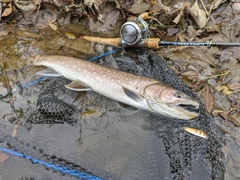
[178,104,199,113]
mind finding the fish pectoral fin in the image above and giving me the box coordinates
[36,68,62,77]
[65,80,92,91]
[117,102,138,110]
[121,86,144,102]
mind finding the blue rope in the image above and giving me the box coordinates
[88,49,118,62]
[0,147,103,180]
[22,76,49,89]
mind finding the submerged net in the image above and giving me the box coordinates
[0,49,225,180]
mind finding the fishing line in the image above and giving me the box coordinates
[21,76,50,89]
[0,147,103,180]
[88,49,119,62]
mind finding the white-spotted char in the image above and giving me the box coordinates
[33,55,200,120]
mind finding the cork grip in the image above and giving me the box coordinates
[80,36,121,47]
[144,38,160,49]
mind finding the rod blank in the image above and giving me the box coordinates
[158,41,240,48]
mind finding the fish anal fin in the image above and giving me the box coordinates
[37,68,62,77]
[121,85,144,102]
[65,80,92,91]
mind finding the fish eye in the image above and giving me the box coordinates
[174,92,184,99]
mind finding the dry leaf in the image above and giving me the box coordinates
[172,3,188,24]
[129,2,151,14]
[200,84,214,114]
[209,0,227,10]
[215,109,240,127]
[220,85,235,95]
[48,20,58,31]
[64,32,76,39]
[2,2,12,17]
[13,0,37,11]
[0,153,9,163]
[189,0,207,28]
[89,7,119,32]
[84,0,101,15]
[172,12,182,24]
[181,70,199,81]
[227,112,240,127]
[167,28,178,36]
[228,81,240,92]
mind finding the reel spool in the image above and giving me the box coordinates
[120,15,149,46]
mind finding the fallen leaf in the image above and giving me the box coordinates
[167,28,178,36]
[180,69,200,81]
[172,3,188,24]
[89,7,119,32]
[220,85,235,95]
[129,2,151,14]
[64,32,76,39]
[232,3,240,14]
[227,111,240,127]
[228,81,240,92]
[187,26,197,41]
[13,0,37,11]
[215,109,240,127]
[189,0,207,28]
[84,0,101,15]
[48,20,58,31]
[208,0,228,10]
[1,2,12,17]
[199,84,214,114]
[0,153,9,163]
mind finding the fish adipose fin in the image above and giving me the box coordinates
[121,86,144,102]
[37,68,62,77]
[65,80,92,91]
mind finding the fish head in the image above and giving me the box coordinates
[143,83,199,120]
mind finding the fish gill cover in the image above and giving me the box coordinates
[0,49,224,180]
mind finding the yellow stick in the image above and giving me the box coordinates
[184,127,208,139]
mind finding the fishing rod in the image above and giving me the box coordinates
[80,12,240,49]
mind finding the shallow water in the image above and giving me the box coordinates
[0,24,237,180]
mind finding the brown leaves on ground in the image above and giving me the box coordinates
[189,0,207,28]
[199,84,214,114]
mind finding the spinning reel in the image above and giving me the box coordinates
[120,14,149,46]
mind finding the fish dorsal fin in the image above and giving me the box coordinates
[65,80,92,91]
[120,85,144,102]
[37,68,62,77]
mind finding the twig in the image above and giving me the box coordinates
[199,0,209,17]
[0,0,2,22]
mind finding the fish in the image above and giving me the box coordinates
[184,127,208,139]
[33,55,200,120]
